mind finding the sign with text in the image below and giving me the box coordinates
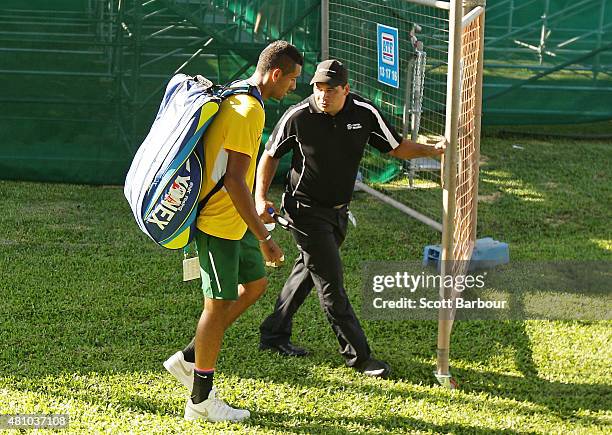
[377,23,399,88]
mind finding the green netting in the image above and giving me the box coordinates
[0,0,320,184]
[1,0,610,185]
[1,1,88,11]
[0,2,122,184]
[484,0,612,124]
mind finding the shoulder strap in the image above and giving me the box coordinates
[197,177,225,214]
[219,80,264,108]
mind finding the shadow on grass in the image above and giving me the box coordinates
[235,357,612,415]
[5,371,532,435]
[3,299,609,424]
[473,140,612,260]
[7,357,609,434]
[382,321,610,416]
[3,303,610,435]
[247,411,526,435]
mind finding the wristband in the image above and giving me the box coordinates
[258,234,272,243]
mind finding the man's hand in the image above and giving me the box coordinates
[256,197,276,224]
[428,136,447,156]
[388,136,448,159]
[260,238,284,267]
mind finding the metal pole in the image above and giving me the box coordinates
[404,58,415,186]
[406,0,451,9]
[131,1,142,141]
[594,0,606,79]
[538,0,550,65]
[508,0,513,33]
[321,0,329,60]
[114,0,131,152]
[436,0,462,387]
[355,181,443,232]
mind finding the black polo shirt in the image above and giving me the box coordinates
[265,93,403,207]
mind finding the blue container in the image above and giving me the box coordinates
[423,237,509,271]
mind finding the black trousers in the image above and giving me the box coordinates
[259,194,371,367]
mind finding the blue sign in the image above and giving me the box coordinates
[376,23,399,88]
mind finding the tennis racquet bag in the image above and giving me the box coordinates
[124,74,263,249]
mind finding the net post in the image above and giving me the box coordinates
[321,0,329,60]
[436,0,463,382]
[470,5,485,242]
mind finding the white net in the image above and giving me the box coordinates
[451,8,483,274]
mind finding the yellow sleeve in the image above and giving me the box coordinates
[223,94,265,158]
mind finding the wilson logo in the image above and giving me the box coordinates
[347,123,362,130]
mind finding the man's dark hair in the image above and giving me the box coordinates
[256,40,303,74]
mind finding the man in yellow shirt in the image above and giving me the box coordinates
[164,40,303,422]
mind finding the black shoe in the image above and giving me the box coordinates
[259,341,310,357]
[354,358,391,378]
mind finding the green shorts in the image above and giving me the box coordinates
[195,230,266,300]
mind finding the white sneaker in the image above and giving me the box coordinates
[184,387,250,422]
[163,351,194,389]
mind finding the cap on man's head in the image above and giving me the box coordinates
[309,59,348,87]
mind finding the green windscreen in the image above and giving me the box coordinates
[0,0,610,185]
[0,0,320,184]
[483,0,612,125]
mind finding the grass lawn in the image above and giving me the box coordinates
[0,134,610,433]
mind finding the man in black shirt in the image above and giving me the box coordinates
[256,60,445,377]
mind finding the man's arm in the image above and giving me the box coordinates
[387,137,446,159]
[360,95,446,159]
[224,149,283,263]
[254,152,281,223]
